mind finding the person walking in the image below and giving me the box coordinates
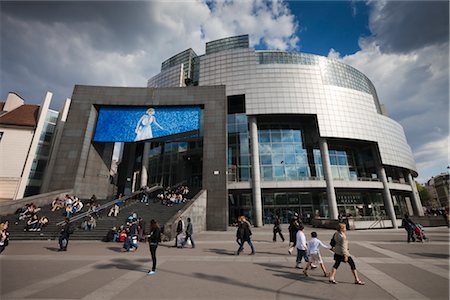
[329,223,365,285]
[303,231,331,277]
[58,218,74,251]
[273,215,285,242]
[401,214,416,243]
[295,224,308,269]
[174,217,184,247]
[236,216,255,255]
[181,217,195,248]
[288,214,300,255]
[147,219,161,276]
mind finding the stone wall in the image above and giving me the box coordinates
[163,189,207,241]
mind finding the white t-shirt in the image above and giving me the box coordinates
[307,237,330,254]
[295,230,307,250]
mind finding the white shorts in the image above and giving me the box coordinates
[308,252,323,264]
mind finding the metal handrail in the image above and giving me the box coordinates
[56,184,163,226]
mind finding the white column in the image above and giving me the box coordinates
[249,116,263,227]
[319,138,338,219]
[140,142,150,188]
[378,166,398,228]
[408,173,424,216]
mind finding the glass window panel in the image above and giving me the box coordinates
[237,123,248,133]
[258,131,270,142]
[331,166,339,179]
[294,145,305,154]
[239,155,249,165]
[296,154,307,164]
[288,193,299,204]
[339,166,350,180]
[273,154,284,165]
[239,167,250,181]
[286,166,298,179]
[298,166,309,178]
[299,193,313,204]
[228,123,235,134]
[262,166,273,180]
[283,144,295,153]
[259,143,272,155]
[272,143,283,153]
[263,194,274,205]
[275,193,288,205]
[260,155,272,165]
[329,155,337,165]
[274,166,285,177]
[281,130,294,142]
[271,131,282,142]
[285,154,296,164]
[227,114,236,124]
[315,165,323,177]
[338,155,348,166]
[236,114,247,124]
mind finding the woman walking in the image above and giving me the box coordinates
[329,223,365,285]
[147,219,161,276]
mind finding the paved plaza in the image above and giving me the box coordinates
[1,225,448,300]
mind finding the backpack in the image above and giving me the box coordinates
[330,233,336,247]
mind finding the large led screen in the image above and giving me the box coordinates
[93,106,201,142]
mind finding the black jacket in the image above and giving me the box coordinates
[148,228,161,244]
[60,222,74,238]
[237,222,252,241]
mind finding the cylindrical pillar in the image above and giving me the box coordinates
[249,116,263,227]
[378,166,398,228]
[140,142,150,188]
[408,173,424,216]
[319,138,338,219]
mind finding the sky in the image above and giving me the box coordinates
[0,0,448,183]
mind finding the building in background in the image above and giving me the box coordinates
[0,92,63,200]
[425,173,450,208]
[147,35,422,228]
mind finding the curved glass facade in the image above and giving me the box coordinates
[148,35,421,227]
[258,128,310,181]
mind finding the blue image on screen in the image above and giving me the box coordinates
[93,106,201,142]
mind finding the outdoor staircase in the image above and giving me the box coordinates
[5,196,190,241]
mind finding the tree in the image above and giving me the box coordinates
[416,181,431,206]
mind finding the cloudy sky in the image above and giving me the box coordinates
[0,0,448,183]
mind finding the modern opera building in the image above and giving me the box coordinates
[146,35,423,229]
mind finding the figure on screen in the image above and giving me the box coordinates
[135,108,163,141]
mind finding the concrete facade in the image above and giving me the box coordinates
[48,85,228,230]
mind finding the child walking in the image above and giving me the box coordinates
[303,231,331,277]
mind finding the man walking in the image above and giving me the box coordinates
[58,218,74,251]
[273,214,285,242]
[181,217,195,248]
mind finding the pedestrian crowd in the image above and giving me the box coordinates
[15,202,49,232]
[156,185,190,207]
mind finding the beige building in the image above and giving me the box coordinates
[0,92,63,201]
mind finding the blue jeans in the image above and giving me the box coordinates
[296,249,308,264]
[182,235,195,248]
[238,239,255,254]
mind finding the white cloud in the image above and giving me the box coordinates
[332,1,449,183]
[1,0,299,108]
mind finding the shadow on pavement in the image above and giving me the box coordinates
[205,248,236,255]
[159,268,327,300]
[94,258,146,272]
[45,247,61,252]
[411,252,449,259]
[107,246,124,253]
